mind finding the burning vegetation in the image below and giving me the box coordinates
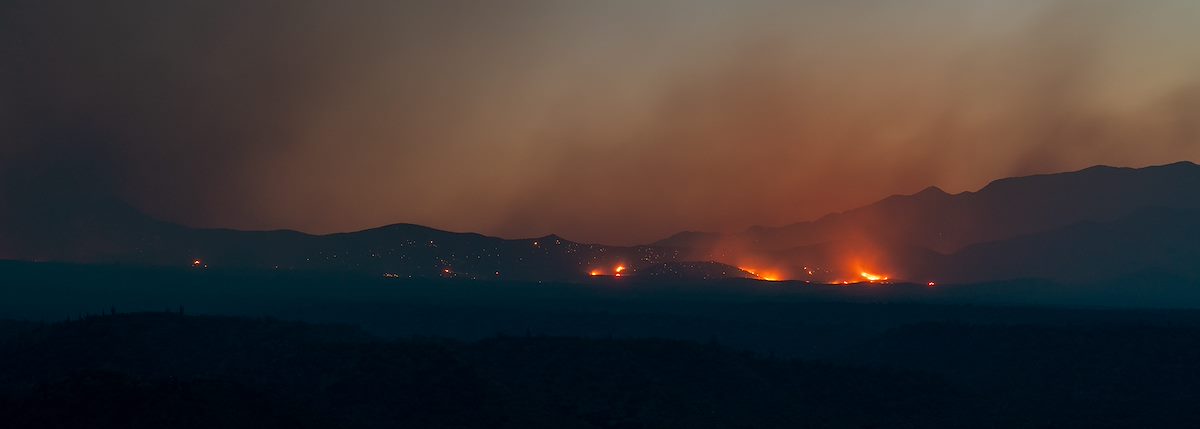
[588,263,629,278]
[737,266,784,282]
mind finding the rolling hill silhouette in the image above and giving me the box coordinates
[0,195,686,281]
[1,161,1197,285]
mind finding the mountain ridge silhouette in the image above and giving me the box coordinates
[2,161,1197,284]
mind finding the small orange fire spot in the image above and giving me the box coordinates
[192,259,202,267]
[589,269,603,276]
[615,265,626,273]
[927,281,937,287]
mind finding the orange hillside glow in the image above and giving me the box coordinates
[859,271,888,282]
[739,266,783,281]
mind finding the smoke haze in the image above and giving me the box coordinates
[2,0,1198,244]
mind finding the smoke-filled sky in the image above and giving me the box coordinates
[2,0,1199,245]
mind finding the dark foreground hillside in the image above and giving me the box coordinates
[0,313,960,429]
[1,313,1200,428]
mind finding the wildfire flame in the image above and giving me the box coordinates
[588,264,627,277]
[739,266,783,282]
[824,264,892,285]
[859,271,888,282]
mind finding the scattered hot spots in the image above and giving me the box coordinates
[587,263,629,278]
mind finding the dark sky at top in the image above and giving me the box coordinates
[2,0,1198,245]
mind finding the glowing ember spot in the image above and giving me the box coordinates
[589,269,603,276]
[615,265,626,273]
[192,259,202,267]
[927,281,937,287]
[614,273,623,277]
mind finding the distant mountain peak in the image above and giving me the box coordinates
[1079,164,1124,172]
[872,185,951,207]
[977,161,1200,195]
[660,160,1200,256]
[353,223,446,235]
[914,186,949,198]
[1162,160,1199,168]
[534,234,568,243]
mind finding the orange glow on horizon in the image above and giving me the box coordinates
[589,269,603,276]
